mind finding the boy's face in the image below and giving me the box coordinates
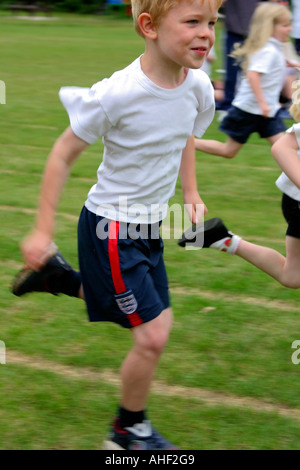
[155,0,218,71]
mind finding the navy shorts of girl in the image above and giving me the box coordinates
[281,193,300,239]
[77,206,170,329]
[220,106,286,144]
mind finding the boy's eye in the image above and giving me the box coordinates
[187,19,216,27]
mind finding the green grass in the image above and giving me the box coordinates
[1,13,300,450]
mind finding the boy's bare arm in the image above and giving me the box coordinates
[179,135,207,224]
[21,127,89,270]
[272,132,300,189]
[247,70,270,117]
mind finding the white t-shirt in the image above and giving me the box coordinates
[59,56,215,223]
[276,123,300,201]
[232,38,286,117]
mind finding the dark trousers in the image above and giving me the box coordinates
[295,38,300,55]
[220,31,246,111]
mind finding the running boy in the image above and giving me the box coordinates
[194,2,291,159]
[13,0,221,450]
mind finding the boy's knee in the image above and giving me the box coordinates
[224,140,242,159]
[281,278,300,289]
[145,323,171,354]
[144,332,169,355]
[135,308,173,355]
[225,149,238,159]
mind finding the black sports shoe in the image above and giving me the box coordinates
[103,418,179,450]
[178,217,241,254]
[12,249,72,296]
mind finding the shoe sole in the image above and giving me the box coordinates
[178,217,223,247]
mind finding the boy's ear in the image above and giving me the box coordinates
[138,13,158,39]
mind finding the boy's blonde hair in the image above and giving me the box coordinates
[231,2,291,74]
[131,0,222,38]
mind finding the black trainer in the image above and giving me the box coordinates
[178,217,241,254]
[103,418,179,450]
[12,250,72,296]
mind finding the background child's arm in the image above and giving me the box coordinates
[247,70,270,117]
[272,131,300,189]
[179,135,207,224]
[21,127,89,270]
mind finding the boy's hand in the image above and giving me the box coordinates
[260,101,271,118]
[184,190,207,225]
[21,230,55,271]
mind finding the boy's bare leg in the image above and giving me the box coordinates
[121,308,173,412]
[267,132,284,145]
[236,236,300,289]
[179,218,300,289]
[78,285,85,300]
[194,136,242,159]
[104,308,178,450]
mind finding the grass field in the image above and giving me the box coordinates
[1,12,300,450]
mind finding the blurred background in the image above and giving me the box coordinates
[2,0,300,451]
[0,0,131,15]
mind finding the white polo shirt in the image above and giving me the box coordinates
[276,123,300,201]
[232,38,286,117]
[59,56,215,223]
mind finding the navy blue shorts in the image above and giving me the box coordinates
[220,106,286,144]
[282,193,300,239]
[77,206,170,329]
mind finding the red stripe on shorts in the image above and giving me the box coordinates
[108,221,126,294]
[108,221,143,327]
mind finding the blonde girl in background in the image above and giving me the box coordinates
[194,2,291,159]
[179,82,300,290]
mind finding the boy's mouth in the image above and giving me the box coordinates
[191,47,207,57]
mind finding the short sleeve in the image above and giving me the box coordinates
[192,77,215,138]
[248,47,274,74]
[287,123,300,147]
[59,83,113,144]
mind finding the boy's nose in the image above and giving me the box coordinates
[198,26,209,37]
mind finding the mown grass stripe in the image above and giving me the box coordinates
[7,349,300,423]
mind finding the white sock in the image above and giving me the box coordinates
[210,234,242,255]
